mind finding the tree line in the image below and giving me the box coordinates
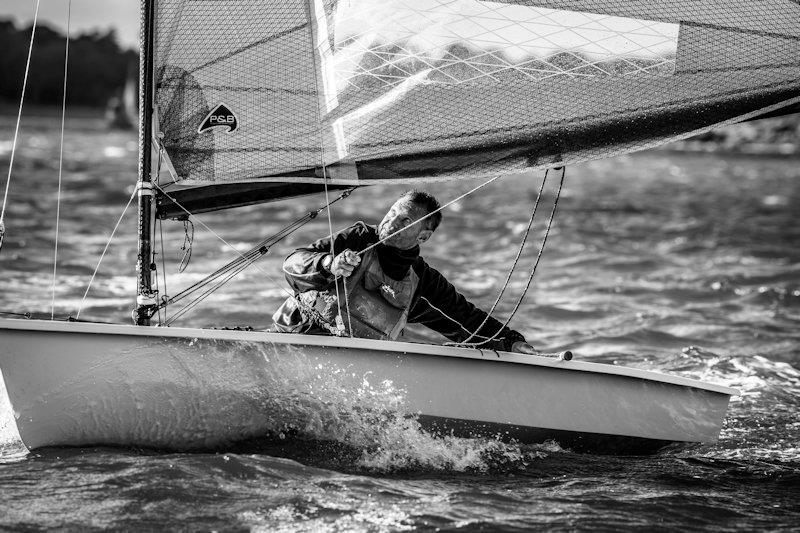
[0,19,137,108]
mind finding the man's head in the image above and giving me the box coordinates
[378,190,442,250]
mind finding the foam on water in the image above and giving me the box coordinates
[658,346,800,462]
[0,369,28,463]
[244,341,554,473]
[1,115,798,528]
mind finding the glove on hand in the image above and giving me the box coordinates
[327,249,361,278]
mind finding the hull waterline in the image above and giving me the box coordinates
[0,318,736,454]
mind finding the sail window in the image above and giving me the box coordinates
[329,0,679,91]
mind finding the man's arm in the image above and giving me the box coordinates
[282,222,374,293]
[408,261,530,352]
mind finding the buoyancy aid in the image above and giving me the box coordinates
[274,249,419,340]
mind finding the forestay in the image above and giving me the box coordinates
[151,0,800,216]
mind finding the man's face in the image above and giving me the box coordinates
[378,198,433,250]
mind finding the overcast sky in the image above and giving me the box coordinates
[2,0,139,49]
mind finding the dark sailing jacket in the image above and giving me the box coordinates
[274,222,526,352]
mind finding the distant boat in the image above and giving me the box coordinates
[3,0,799,454]
[105,60,137,130]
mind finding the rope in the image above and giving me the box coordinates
[0,0,41,247]
[76,187,138,319]
[51,0,71,320]
[177,218,194,273]
[461,168,550,344]
[449,167,567,348]
[416,296,497,342]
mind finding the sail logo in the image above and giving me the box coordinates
[198,103,238,133]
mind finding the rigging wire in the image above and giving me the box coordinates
[151,182,355,325]
[158,217,167,324]
[168,214,314,306]
[152,183,287,282]
[357,174,502,257]
[163,259,251,326]
[160,212,340,325]
[322,171,352,336]
[153,233,162,324]
[76,187,138,319]
[0,0,40,251]
[448,166,567,348]
[51,0,71,320]
[156,189,353,311]
[460,168,550,344]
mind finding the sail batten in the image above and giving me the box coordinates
[151,0,800,213]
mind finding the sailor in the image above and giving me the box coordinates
[273,190,537,354]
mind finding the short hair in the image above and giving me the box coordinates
[399,190,442,232]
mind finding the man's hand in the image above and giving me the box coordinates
[329,249,361,278]
[511,341,538,355]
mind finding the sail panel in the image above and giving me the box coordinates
[152,0,800,210]
[496,0,800,37]
[155,0,325,182]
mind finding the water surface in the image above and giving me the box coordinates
[0,114,798,530]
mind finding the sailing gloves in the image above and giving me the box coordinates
[324,249,361,278]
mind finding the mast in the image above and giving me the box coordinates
[134,0,157,325]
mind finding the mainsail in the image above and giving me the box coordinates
[150,0,800,217]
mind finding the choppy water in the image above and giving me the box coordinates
[0,114,798,530]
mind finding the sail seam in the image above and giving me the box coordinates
[676,63,800,75]
[157,84,318,96]
[682,21,800,41]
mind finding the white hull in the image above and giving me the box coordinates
[0,318,736,454]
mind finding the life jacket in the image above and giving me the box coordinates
[274,249,419,340]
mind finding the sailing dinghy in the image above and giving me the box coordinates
[0,319,735,454]
[3,0,798,453]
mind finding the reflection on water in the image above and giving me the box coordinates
[0,114,798,529]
